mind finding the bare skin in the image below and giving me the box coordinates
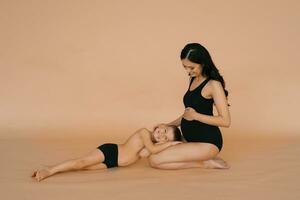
[149,142,230,170]
[148,58,231,170]
[31,125,181,182]
[31,58,231,180]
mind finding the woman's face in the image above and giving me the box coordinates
[181,58,202,77]
[153,124,175,143]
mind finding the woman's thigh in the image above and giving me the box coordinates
[149,142,219,166]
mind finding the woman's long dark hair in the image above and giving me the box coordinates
[180,43,230,105]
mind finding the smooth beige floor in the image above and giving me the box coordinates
[1,132,299,200]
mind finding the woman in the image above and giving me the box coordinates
[149,43,231,169]
[31,124,182,182]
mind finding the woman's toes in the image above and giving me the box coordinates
[204,159,230,169]
[217,160,230,169]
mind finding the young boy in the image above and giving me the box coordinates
[31,124,182,182]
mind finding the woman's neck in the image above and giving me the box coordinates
[194,75,206,82]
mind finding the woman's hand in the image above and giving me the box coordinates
[183,107,197,121]
[150,123,166,131]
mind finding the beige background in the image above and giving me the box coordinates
[1,0,300,139]
[1,1,300,200]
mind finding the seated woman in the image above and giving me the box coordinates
[147,43,231,170]
[31,124,182,182]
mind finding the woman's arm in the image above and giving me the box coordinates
[138,128,180,154]
[184,80,231,127]
[167,114,183,126]
[151,115,183,130]
[193,112,230,127]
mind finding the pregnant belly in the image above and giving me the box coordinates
[180,118,221,141]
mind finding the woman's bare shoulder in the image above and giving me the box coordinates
[207,80,223,92]
[208,79,222,86]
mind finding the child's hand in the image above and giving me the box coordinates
[139,148,151,158]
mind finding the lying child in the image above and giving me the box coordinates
[31,124,182,181]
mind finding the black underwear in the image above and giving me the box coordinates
[97,143,118,168]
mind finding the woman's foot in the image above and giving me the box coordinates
[203,157,230,169]
[31,167,53,182]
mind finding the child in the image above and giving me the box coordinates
[31,124,182,182]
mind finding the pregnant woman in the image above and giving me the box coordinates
[149,43,231,169]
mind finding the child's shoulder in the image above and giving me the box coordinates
[135,128,151,134]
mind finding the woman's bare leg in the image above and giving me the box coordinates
[152,158,230,170]
[32,149,104,182]
[149,142,230,169]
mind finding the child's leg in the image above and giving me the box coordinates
[82,163,107,170]
[32,149,104,181]
[49,149,104,173]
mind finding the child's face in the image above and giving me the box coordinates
[153,124,175,143]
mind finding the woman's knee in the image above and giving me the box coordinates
[148,155,161,168]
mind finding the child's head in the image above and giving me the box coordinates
[152,124,182,143]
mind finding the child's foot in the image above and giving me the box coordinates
[31,167,53,182]
[203,157,230,169]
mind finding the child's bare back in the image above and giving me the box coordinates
[117,127,181,166]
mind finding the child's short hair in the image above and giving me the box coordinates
[169,125,182,141]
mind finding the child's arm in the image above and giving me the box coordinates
[139,128,181,154]
[139,142,177,157]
